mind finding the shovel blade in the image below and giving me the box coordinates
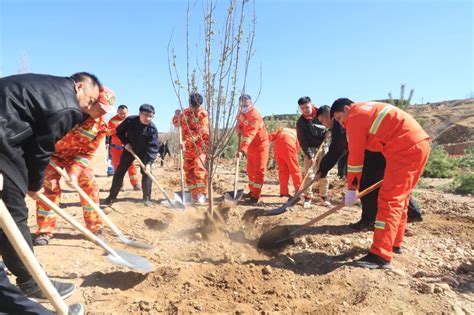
[224,189,243,201]
[174,191,192,204]
[161,199,186,210]
[107,249,154,273]
[118,236,154,250]
[257,225,294,251]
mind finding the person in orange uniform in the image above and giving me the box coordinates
[237,94,269,205]
[108,105,141,191]
[172,93,209,204]
[268,128,302,197]
[331,98,430,269]
[34,88,116,246]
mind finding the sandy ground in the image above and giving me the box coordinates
[8,142,470,315]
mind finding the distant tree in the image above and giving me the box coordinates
[388,84,414,110]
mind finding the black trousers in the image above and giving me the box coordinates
[0,269,52,315]
[0,174,35,286]
[108,151,152,201]
[359,151,422,222]
[337,154,348,179]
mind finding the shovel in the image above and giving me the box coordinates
[224,135,243,206]
[50,161,153,250]
[38,194,154,273]
[174,117,192,205]
[128,149,184,210]
[0,174,69,314]
[242,137,330,222]
[257,180,383,251]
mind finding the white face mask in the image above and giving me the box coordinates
[241,105,252,114]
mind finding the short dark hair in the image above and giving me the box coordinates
[117,105,128,111]
[70,72,102,89]
[139,104,155,114]
[239,94,252,102]
[316,105,330,117]
[330,98,354,117]
[298,96,311,106]
[189,93,203,107]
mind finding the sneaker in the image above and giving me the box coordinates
[33,233,52,246]
[143,199,153,207]
[20,279,76,301]
[353,253,391,269]
[392,246,404,254]
[133,184,142,191]
[303,198,311,209]
[320,196,332,206]
[348,220,374,231]
[102,196,115,207]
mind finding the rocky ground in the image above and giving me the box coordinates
[9,145,472,314]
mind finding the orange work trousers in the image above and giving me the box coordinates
[246,143,269,199]
[110,146,139,186]
[274,147,302,196]
[370,139,430,261]
[184,148,208,199]
[36,163,103,235]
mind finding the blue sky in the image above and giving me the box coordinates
[0,0,472,130]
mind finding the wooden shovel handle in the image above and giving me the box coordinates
[0,196,68,314]
[299,179,384,230]
[49,161,127,239]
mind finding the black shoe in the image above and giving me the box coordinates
[407,215,423,223]
[102,196,114,207]
[248,197,265,207]
[348,220,374,231]
[280,194,291,198]
[68,303,84,315]
[20,279,76,300]
[353,253,391,269]
[33,233,52,246]
[392,246,403,254]
[242,192,253,199]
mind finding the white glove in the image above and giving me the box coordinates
[344,190,357,206]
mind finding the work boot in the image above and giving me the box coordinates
[320,196,332,206]
[407,215,423,223]
[102,196,115,207]
[33,233,52,246]
[248,197,265,207]
[348,219,374,231]
[242,192,253,199]
[133,184,142,191]
[392,246,404,254]
[353,253,391,269]
[20,279,76,301]
[303,198,311,209]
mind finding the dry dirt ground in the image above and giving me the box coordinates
[14,144,472,314]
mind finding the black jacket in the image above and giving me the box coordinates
[296,114,327,159]
[318,120,348,178]
[117,115,160,165]
[0,74,84,192]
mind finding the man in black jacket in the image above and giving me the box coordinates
[0,72,103,311]
[316,104,423,231]
[296,96,329,208]
[103,104,160,207]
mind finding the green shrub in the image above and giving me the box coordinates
[458,146,474,171]
[453,173,474,195]
[423,146,458,178]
